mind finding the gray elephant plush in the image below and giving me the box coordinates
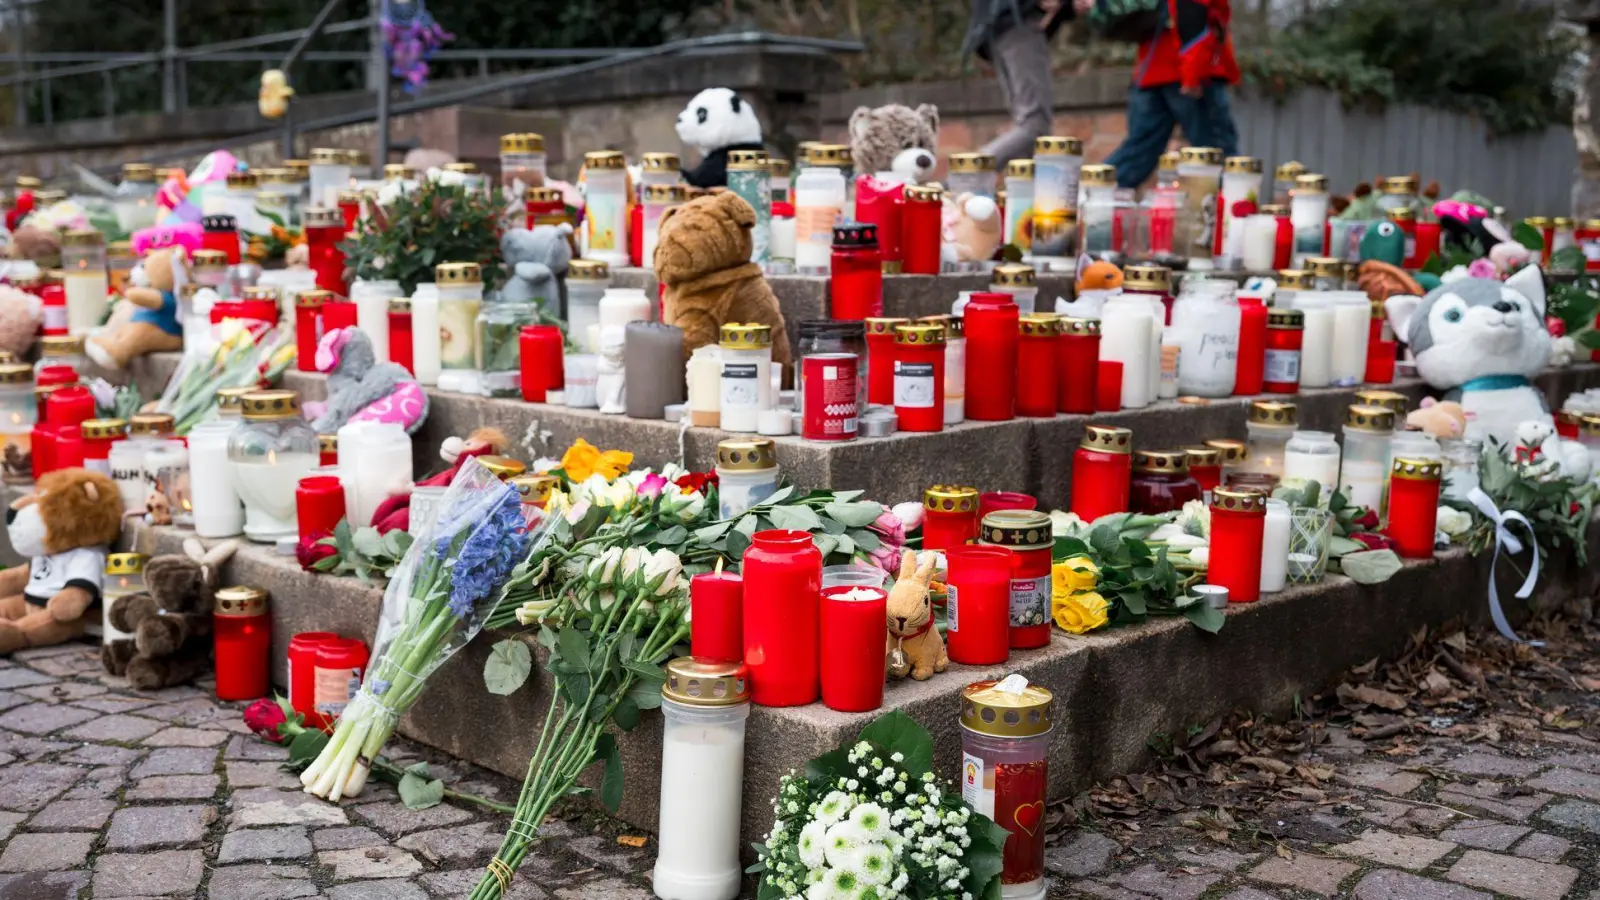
[305,328,430,435]
[500,223,574,313]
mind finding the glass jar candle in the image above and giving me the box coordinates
[257,167,302,228]
[141,440,190,525]
[1290,291,1335,388]
[308,148,350,206]
[1210,487,1267,603]
[476,295,537,398]
[944,546,1013,666]
[1183,445,1223,501]
[653,657,750,900]
[830,224,883,319]
[795,145,848,274]
[726,149,771,268]
[1240,400,1298,487]
[960,680,1053,896]
[566,259,611,352]
[408,283,440,387]
[1260,499,1291,594]
[222,170,264,234]
[442,161,485,195]
[1290,173,1330,266]
[947,151,997,199]
[1131,449,1203,515]
[113,162,159,234]
[1070,424,1133,522]
[499,132,547,205]
[980,509,1052,649]
[719,323,774,433]
[795,320,869,417]
[964,292,1021,421]
[1206,438,1247,482]
[1173,146,1222,268]
[60,229,108,336]
[1099,293,1156,408]
[435,262,484,389]
[1055,317,1099,415]
[1078,164,1120,259]
[582,150,629,267]
[893,322,945,432]
[863,317,907,407]
[641,184,686,269]
[991,263,1038,313]
[1386,458,1442,559]
[638,151,681,192]
[338,421,413,530]
[715,438,779,519]
[1235,295,1267,395]
[1216,156,1263,267]
[1033,135,1082,216]
[1264,307,1303,393]
[0,363,34,482]
[1354,391,1408,431]
[213,586,271,701]
[302,206,347,294]
[1283,430,1341,501]
[1440,438,1483,502]
[1329,291,1372,387]
[109,413,173,513]
[901,184,943,275]
[741,529,823,707]
[1004,158,1035,253]
[190,248,228,299]
[1171,278,1241,396]
[820,584,888,712]
[101,552,148,645]
[1015,314,1058,417]
[923,484,981,552]
[227,391,319,543]
[1375,174,1417,215]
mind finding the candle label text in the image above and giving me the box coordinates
[720,363,760,409]
[893,362,936,408]
[1264,348,1301,384]
[1008,574,1050,627]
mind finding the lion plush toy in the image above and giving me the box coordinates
[87,246,186,370]
[103,539,236,690]
[0,469,124,655]
[656,191,793,369]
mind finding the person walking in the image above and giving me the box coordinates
[1103,0,1240,188]
[961,0,1073,168]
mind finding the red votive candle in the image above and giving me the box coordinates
[313,637,369,726]
[742,529,823,707]
[979,509,1053,649]
[901,185,942,275]
[52,425,83,470]
[923,485,981,551]
[979,492,1036,519]
[80,418,125,477]
[303,207,348,295]
[520,325,564,403]
[964,292,1020,421]
[1556,409,1582,440]
[1272,210,1293,270]
[201,215,242,265]
[1095,361,1123,412]
[1210,488,1267,604]
[1235,296,1267,395]
[1070,425,1133,522]
[214,586,271,702]
[864,318,906,407]
[820,585,888,712]
[45,384,95,427]
[944,545,1013,666]
[1016,314,1059,417]
[1364,339,1397,384]
[830,224,883,320]
[30,424,56,480]
[38,282,66,336]
[295,292,331,373]
[323,299,357,331]
[388,298,414,375]
[527,324,565,392]
[1386,457,1441,559]
[893,322,945,432]
[1263,308,1303,394]
[854,176,903,266]
[337,191,362,232]
[1184,446,1223,501]
[1057,317,1100,414]
[296,475,345,540]
[690,566,743,664]
[318,434,338,468]
[288,631,337,730]
[1414,220,1441,268]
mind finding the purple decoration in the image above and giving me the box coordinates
[381,0,454,94]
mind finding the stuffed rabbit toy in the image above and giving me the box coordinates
[885,550,947,681]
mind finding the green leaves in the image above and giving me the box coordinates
[1337,549,1403,584]
[339,178,508,294]
[823,501,885,528]
[399,761,446,810]
[1513,221,1546,252]
[856,710,935,776]
[484,639,533,696]
[596,734,624,812]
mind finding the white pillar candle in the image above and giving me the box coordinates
[1330,292,1372,387]
[652,662,750,900]
[687,347,722,427]
[718,327,774,433]
[338,422,414,530]
[1260,499,1290,594]
[794,163,846,274]
[1100,295,1155,408]
[188,421,244,538]
[1170,280,1241,397]
[1290,176,1329,267]
[1282,431,1342,500]
[1218,160,1263,269]
[351,279,400,363]
[64,272,109,336]
[410,283,441,386]
[1241,214,1278,272]
[1292,294,1335,388]
[1141,294,1165,400]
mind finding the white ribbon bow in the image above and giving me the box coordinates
[1465,487,1542,646]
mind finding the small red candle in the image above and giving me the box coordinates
[313,637,369,725]
[38,282,67,336]
[52,425,83,470]
[1183,446,1223,500]
[303,207,348,295]
[831,224,883,320]
[901,185,942,275]
[337,191,362,232]
[1364,339,1397,384]
[964,292,1020,422]
[527,324,566,392]
[1210,488,1267,604]
[214,585,272,701]
[295,292,331,373]
[388,298,414,375]
[525,186,568,231]
[922,485,981,552]
[1070,425,1133,522]
[1414,221,1441,268]
[296,475,346,540]
[944,546,1013,666]
[1385,457,1441,559]
[323,299,357,331]
[30,424,56,480]
[853,175,903,266]
[1263,308,1303,394]
[979,492,1036,519]
[742,529,823,707]
[45,384,96,427]
[1556,409,1582,440]
[288,632,337,730]
[1270,207,1293,270]
[201,215,242,265]
[80,418,126,478]
[893,323,945,432]
[979,509,1052,649]
[690,564,743,664]
[520,326,562,403]
[1016,314,1059,417]
[1235,297,1267,395]
[1056,317,1100,414]
[318,434,338,468]
[1095,361,1123,412]
[820,585,888,712]
[864,318,907,407]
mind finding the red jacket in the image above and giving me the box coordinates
[1132,0,1240,90]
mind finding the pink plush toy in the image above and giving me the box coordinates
[303,328,429,434]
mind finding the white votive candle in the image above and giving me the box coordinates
[410,283,441,386]
[653,659,749,900]
[188,420,244,538]
[1100,295,1155,408]
[1330,292,1372,387]
[1260,499,1290,594]
[1293,295,1335,388]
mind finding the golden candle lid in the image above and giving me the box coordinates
[864,317,909,336]
[1133,449,1189,475]
[476,455,527,479]
[1583,219,1600,232]
[716,438,777,471]
[1259,204,1289,217]
[302,206,343,228]
[893,322,946,345]
[1158,151,1181,172]
[663,656,750,707]
[642,183,685,204]
[567,259,610,281]
[33,189,65,205]
[128,412,176,436]
[1554,216,1575,229]
[1080,424,1133,454]
[235,286,276,305]
[1250,400,1297,427]
[225,171,258,189]
[1386,206,1416,223]
[1555,408,1582,429]
[720,322,773,349]
[435,262,482,285]
[805,144,852,167]
[1079,164,1116,187]
[641,151,681,172]
[1294,173,1329,194]
[1275,161,1306,182]
[216,386,255,413]
[283,159,310,179]
[1267,307,1304,328]
[904,184,942,203]
[1523,216,1553,229]
[1005,158,1035,178]
[1123,264,1171,293]
[980,510,1051,549]
[1224,156,1262,174]
[121,163,156,182]
[240,391,300,422]
[992,263,1036,289]
[295,289,334,308]
[81,418,127,440]
[105,552,148,575]
[767,158,792,179]
[336,190,365,206]
[190,248,228,269]
[499,132,545,154]
[61,228,104,247]
[1391,457,1443,481]
[380,164,415,182]
[442,162,478,175]
[924,484,979,513]
[1205,438,1247,463]
[388,296,411,313]
[0,362,31,385]
[1345,403,1397,433]
[1582,414,1600,436]
[214,585,268,617]
[1277,269,1312,290]
[1381,175,1419,195]
[584,150,626,170]
[948,152,996,174]
[1354,389,1408,420]
[525,186,565,205]
[15,175,41,190]
[509,473,560,505]
[108,241,134,258]
[960,679,1053,738]
[317,433,337,456]
[39,335,84,356]
[726,149,770,170]
[1017,314,1058,338]
[1059,317,1100,336]
[1179,146,1222,166]
[1035,135,1083,155]
[1211,486,1268,513]
[1183,445,1222,467]
[309,148,345,165]
[1305,257,1342,279]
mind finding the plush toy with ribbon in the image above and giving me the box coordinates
[304,328,428,434]
[885,550,946,681]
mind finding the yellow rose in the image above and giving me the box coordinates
[560,439,602,483]
[1052,557,1099,599]
[593,448,634,481]
[1053,590,1111,635]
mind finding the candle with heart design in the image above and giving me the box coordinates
[960,678,1054,899]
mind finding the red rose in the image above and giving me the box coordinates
[674,471,718,494]
[243,699,288,744]
[296,536,338,571]
[1350,508,1380,530]
[1231,198,1258,218]
[1547,316,1567,338]
[1350,531,1397,551]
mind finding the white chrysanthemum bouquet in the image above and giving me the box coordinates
[754,711,1010,900]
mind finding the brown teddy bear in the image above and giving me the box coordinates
[103,539,236,690]
[848,103,940,183]
[0,469,125,654]
[86,245,186,370]
[885,550,947,681]
[655,191,793,370]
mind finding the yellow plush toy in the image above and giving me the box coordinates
[885,550,947,681]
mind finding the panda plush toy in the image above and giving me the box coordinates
[676,87,765,189]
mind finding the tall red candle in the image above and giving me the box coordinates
[313,637,369,725]
[979,509,1052,649]
[742,530,823,707]
[1095,361,1123,413]
[288,631,337,730]
[1267,205,1293,270]
[820,585,888,712]
[303,207,348,295]
[520,326,564,403]
[854,176,903,266]
[964,292,1019,421]
[1183,446,1223,500]
[52,425,84,470]
[893,323,945,432]
[201,214,242,264]
[1069,425,1133,522]
[296,475,346,540]
[1235,297,1267,395]
[1056,317,1100,414]
[1388,207,1419,266]
[830,224,883,320]
[1414,221,1441,268]
[979,492,1036,518]
[944,546,1013,665]
[690,566,743,663]
[1263,308,1303,394]
[388,298,414,375]
[214,586,272,701]
[1016,314,1059,417]
[337,191,362,232]
[526,324,565,391]
[1210,488,1267,604]
[923,485,981,551]
[1386,458,1441,559]
[961,682,1053,893]
[323,299,357,331]
[901,185,943,275]
[45,384,95,427]
[864,318,906,407]
[295,291,331,372]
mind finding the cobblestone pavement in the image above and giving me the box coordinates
[3,638,1600,899]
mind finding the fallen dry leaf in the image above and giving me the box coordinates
[617,835,647,848]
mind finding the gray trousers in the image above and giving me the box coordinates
[981,24,1054,168]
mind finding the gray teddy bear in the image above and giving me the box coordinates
[307,328,430,435]
[499,223,574,314]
